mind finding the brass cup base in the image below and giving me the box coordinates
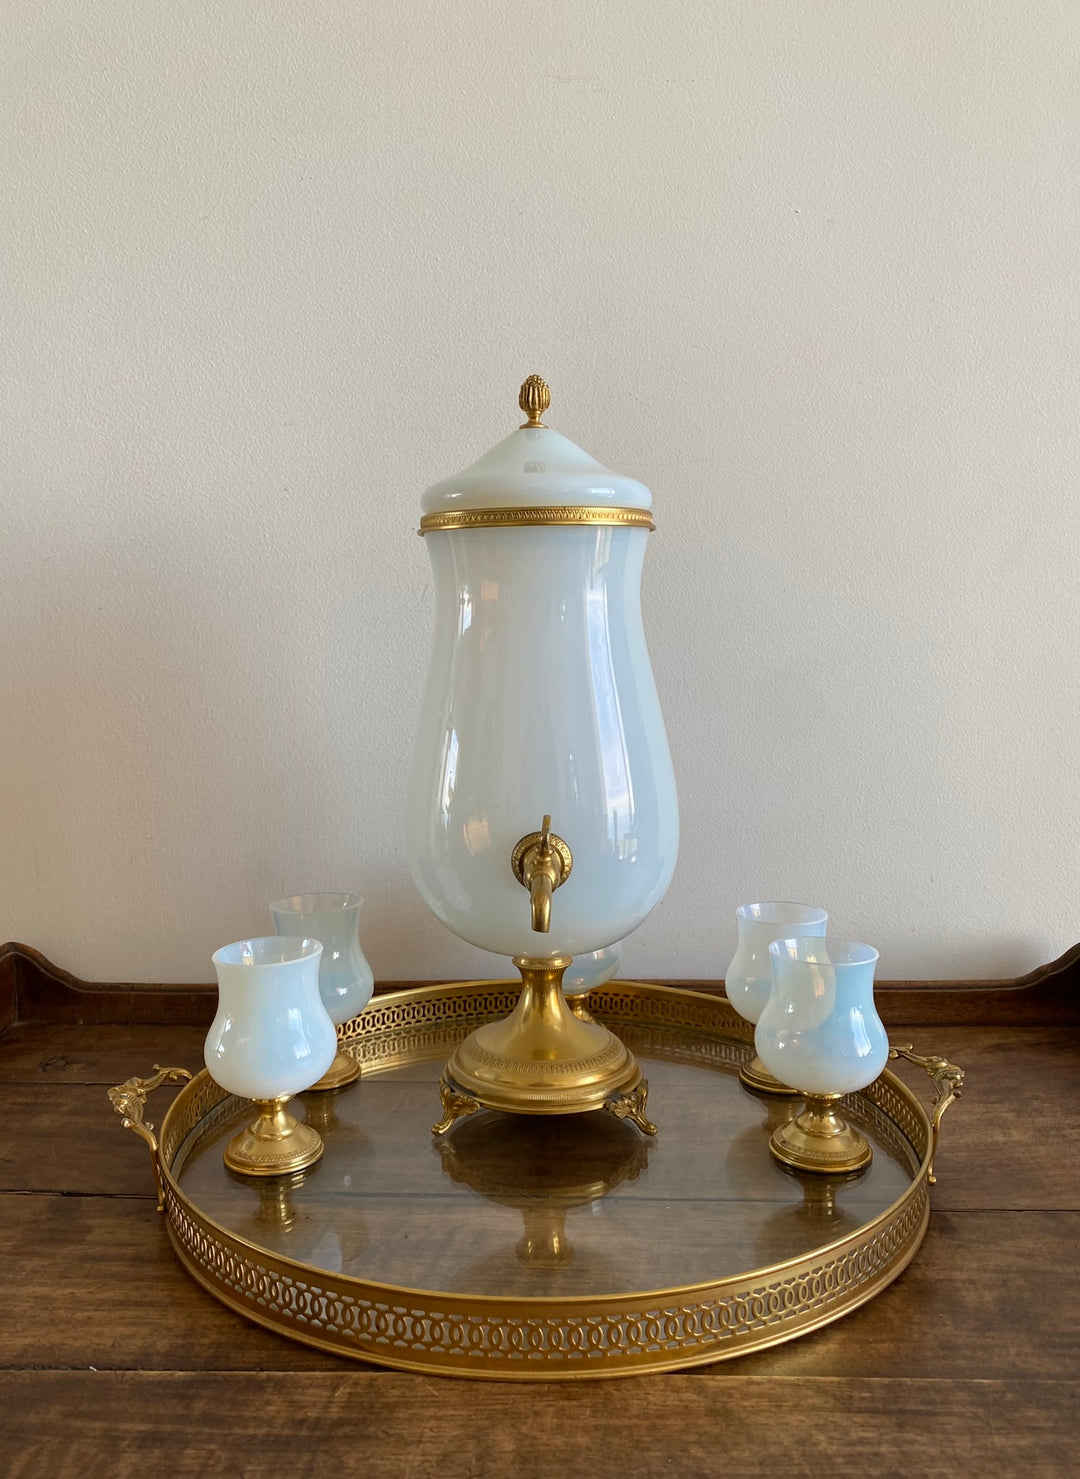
[563,990,595,1022]
[768,1094,873,1176]
[307,1048,361,1092]
[224,1097,325,1177]
[516,1208,574,1270]
[432,957,657,1136]
[739,1054,802,1096]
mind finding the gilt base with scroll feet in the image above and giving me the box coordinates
[430,956,657,1136]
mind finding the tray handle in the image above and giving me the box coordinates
[888,1044,965,1185]
[108,1065,193,1212]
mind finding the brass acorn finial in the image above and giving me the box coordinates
[518,375,551,428]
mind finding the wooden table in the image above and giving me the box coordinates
[2,943,1077,1478]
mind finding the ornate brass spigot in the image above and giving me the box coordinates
[429,814,655,1137]
[512,816,573,933]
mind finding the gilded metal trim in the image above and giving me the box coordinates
[435,953,655,1129]
[418,506,655,535]
[107,1064,193,1212]
[888,1044,964,1184]
[114,984,960,1381]
[518,374,551,428]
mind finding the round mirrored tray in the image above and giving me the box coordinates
[115,982,952,1380]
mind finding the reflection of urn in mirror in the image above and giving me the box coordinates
[437,1110,650,1271]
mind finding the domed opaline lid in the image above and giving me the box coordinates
[419,376,654,530]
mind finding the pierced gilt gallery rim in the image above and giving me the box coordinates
[123,981,948,1381]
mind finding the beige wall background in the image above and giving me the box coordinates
[2,2,1078,984]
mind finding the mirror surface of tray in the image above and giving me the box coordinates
[156,982,935,1379]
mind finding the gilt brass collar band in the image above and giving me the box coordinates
[418,506,655,535]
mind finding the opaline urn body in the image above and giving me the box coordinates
[407,519,678,960]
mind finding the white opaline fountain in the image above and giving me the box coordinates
[406,377,679,1136]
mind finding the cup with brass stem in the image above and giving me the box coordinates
[726,902,828,1094]
[755,937,887,1175]
[206,937,338,1176]
[270,892,373,1090]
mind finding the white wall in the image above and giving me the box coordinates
[2,1,1078,984]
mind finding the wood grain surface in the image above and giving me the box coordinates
[2,950,1077,1477]
[0,1373,1074,1479]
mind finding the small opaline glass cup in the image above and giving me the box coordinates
[206,937,338,1176]
[270,893,374,1091]
[756,937,887,1175]
[560,943,622,1020]
[726,903,828,1094]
